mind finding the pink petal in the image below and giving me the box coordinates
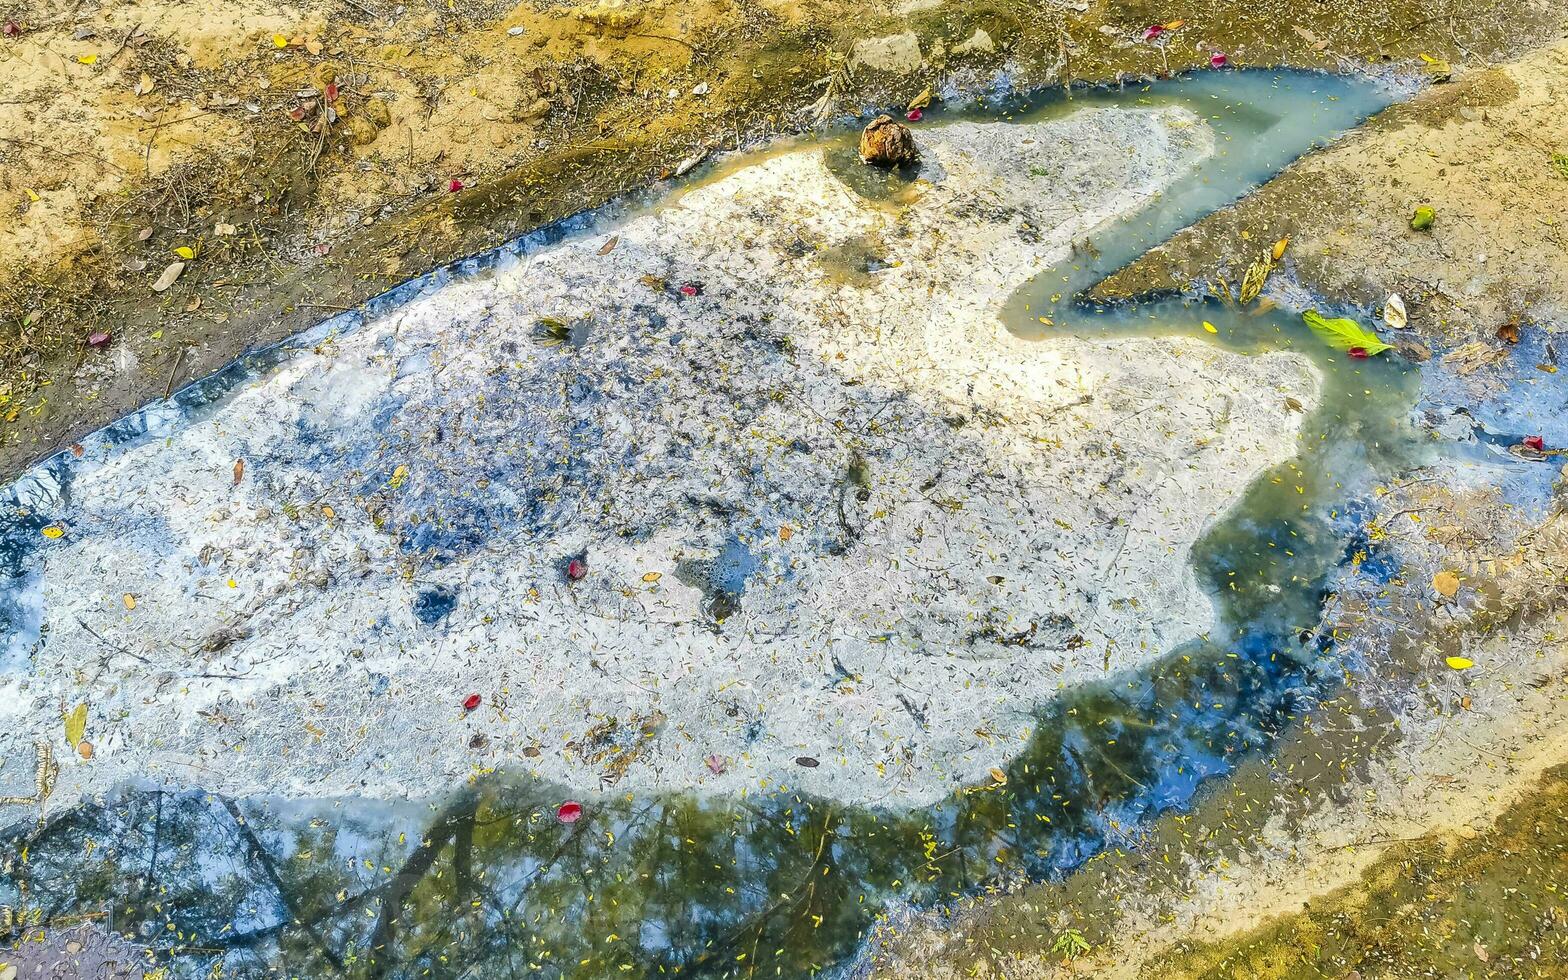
[1348,347,1369,360]
[87,331,112,348]
[557,801,582,823]
[447,178,465,193]
[905,108,922,122]
[1142,24,1165,41]
[463,693,482,711]
[705,754,727,774]
[1210,52,1228,68]
[566,558,587,581]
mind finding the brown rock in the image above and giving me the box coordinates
[858,114,917,167]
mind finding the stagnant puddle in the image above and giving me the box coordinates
[0,72,1468,977]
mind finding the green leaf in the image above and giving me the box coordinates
[1303,310,1393,356]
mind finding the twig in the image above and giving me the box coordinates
[633,32,698,52]
[106,21,141,64]
[164,348,186,398]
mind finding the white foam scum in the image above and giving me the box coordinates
[0,106,1319,818]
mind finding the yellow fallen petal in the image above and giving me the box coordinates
[1202,321,1217,334]
[273,33,289,48]
[41,525,64,539]
[988,767,1007,784]
[63,704,88,747]
[77,54,98,65]
[122,593,137,610]
[1446,656,1474,670]
[642,571,662,583]
[1272,236,1290,261]
[173,245,196,260]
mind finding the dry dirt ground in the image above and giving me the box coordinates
[1,0,1565,480]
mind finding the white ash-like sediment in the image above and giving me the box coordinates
[0,106,1318,819]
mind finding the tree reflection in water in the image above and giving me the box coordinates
[2,629,1333,978]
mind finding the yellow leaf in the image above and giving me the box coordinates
[77,54,98,65]
[1163,19,1185,30]
[1202,321,1217,334]
[41,525,64,539]
[389,464,409,489]
[63,703,88,748]
[123,593,137,610]
[1446,656,1475,670]
[24,188,39,202]
[273,33,289,48]
[1271,236,1290,261]
[988,767,1007,784]
[173,246,196,260]
[642,571,662,583]
[1432,570,1460,598]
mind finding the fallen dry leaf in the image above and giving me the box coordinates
[1432,570,1460,598]
[151,261,185,292]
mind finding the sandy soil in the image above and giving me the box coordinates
[2,0,1565,481]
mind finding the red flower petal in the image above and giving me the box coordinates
[556,801,582,823]
[1142,24,1165,41]
[1347,347,1369,360]
[1210,52,1228,68]
[448,178,465,193]
[87,331,112,348]
[462,693,482,711]
[566,558,587,581]
[679,282,702,297]
[905,108,923,122]
[325,80,339,101]
[287,106,307,122]
[1523,435,1546,451]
